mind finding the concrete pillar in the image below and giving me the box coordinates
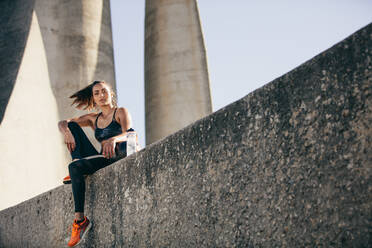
[0,0,115,211]
[35,0,116,130]
[145,0,212,145]
[34,0,116,152]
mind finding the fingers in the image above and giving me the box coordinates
[111,145,115,158]
[67,143,73,153]
[65,134,76,153]
[66,141,76,153]
[103,147,108,158]
[108,144,114,158]
[102,142,109,158]
[102,145,106,158]
[71,137,76,151]
[101,142,104,157]
[102,143,115,159]
[103,144,110,158]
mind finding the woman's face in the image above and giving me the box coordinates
[92,83,113,108]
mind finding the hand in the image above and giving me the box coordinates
[101,138,116,159]
[64,131,76,153]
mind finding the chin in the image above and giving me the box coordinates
[98,102,110,107]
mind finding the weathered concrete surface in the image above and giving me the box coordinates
[145,0,212,145]
[1,23,371,247]
[0,0,115,211]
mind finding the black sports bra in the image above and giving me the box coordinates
[94,108,122,142]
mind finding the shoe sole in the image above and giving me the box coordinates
[63,175,88,185]
[73,220,92,247]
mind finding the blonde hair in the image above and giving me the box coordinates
[70,81,117,110]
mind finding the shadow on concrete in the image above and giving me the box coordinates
[35,0,84,120]
[0,0,35,124]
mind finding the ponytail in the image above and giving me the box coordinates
[70,81,102,110]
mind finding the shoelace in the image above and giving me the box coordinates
[71,223,81,237]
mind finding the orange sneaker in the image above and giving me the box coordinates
[63,175,71,184]
[67,216,92,247]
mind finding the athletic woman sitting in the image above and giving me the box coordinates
[58,80,137,247]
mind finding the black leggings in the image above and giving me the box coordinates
[67,122,127,213]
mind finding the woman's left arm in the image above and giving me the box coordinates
[101,107,132,158]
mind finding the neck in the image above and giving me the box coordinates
[99,104,115,117]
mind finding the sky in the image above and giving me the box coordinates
[110,0,372,147]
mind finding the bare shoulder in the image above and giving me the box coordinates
[115,107,130,120]
[117,107,128,114]
[115,107,132,128]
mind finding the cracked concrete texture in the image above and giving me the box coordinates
[0,23,371,247]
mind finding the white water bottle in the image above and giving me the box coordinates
[126,131,136,156]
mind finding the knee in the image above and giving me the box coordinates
[67,121,80,132]
[68,160,83,177]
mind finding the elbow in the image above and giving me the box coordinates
[58,120,68,129]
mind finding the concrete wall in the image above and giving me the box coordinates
[0,0,115,211]
[145,0,212,145]
[0,23,371,247]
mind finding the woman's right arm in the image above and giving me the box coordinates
[58,120,76,152]
[58,113,96,152]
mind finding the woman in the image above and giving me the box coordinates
[58,80,136,247]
